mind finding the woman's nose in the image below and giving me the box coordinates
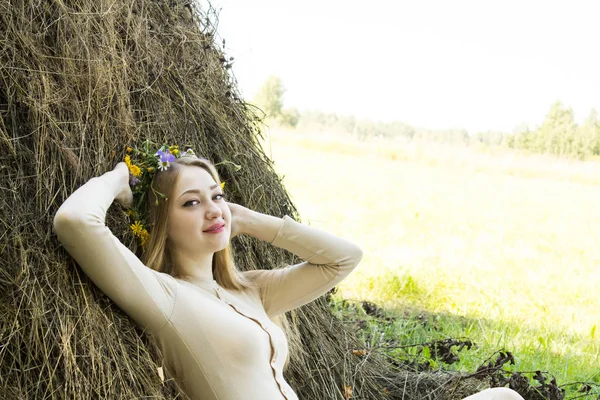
[206,201,222,218]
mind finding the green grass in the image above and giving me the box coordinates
[260,128,600,397]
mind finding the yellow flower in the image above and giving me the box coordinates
[220,181,225,189]
[130,221,143,236]
[147,167,154,173]
[124,154,141,177]
[139,229,150,247]
[126,147,132,153]
[129,164,142,177]
[343,385,352,399]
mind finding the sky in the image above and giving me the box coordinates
[200,0,600,134]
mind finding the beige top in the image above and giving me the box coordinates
[52,170,364,400]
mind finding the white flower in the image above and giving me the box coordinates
[157,161,170,171]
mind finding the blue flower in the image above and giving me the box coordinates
[155,149,176,171]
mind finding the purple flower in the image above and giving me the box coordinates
[129,174,141,187]
[155,149,176,171]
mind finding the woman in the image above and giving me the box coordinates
[52,154,523,400]
[53,154,363,400]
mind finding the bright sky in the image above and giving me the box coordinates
[203,0,600,134]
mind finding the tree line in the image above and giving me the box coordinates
[252,76,600,160]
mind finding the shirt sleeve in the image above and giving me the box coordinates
[52,171,177,333]
[244,215,363,318]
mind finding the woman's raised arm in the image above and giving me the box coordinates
[242,213,363,318]
[52,166,177,333]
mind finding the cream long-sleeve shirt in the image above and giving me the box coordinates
[52,170,363,400]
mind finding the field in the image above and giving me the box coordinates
[259,128,600,396]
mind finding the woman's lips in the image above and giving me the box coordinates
[204,224,225,234]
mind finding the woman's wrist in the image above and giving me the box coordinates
[105,163,132,205]
[240,210,284,243]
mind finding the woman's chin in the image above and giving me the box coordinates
[202,231,230,249]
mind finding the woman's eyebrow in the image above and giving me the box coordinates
[178,184,219,199]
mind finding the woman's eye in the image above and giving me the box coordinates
[184,194,225,207]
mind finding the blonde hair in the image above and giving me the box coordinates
[139,154,302,371]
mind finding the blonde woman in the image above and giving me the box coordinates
[53,155,523,400]
[53,155,363,399]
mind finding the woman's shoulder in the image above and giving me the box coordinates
[241,269,268,282]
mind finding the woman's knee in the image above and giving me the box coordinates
[489,387,524,400]
[463,387,525,400]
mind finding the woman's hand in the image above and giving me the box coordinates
[227,202,284,243]
[227,202,253,239]
[112,162,134,209]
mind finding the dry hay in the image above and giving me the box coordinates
[0,0,490,398]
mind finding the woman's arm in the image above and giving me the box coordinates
[240,211,363,318]
[53,166,177,333]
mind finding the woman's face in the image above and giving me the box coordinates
[167,166,231,254]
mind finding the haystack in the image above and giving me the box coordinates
[0,0,489,398]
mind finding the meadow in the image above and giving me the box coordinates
[259,128,600,397]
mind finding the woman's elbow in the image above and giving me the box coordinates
[52,210,84,239]
[349,244,364,267]
[53,211,71,232]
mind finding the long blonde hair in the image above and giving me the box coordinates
[139,154,301,371]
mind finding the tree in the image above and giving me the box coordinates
[535,100,577,156]
[578,108,600,156]
[252,75,286,120]
[280,107,300,128]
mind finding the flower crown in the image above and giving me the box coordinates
[122,139,226,249]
